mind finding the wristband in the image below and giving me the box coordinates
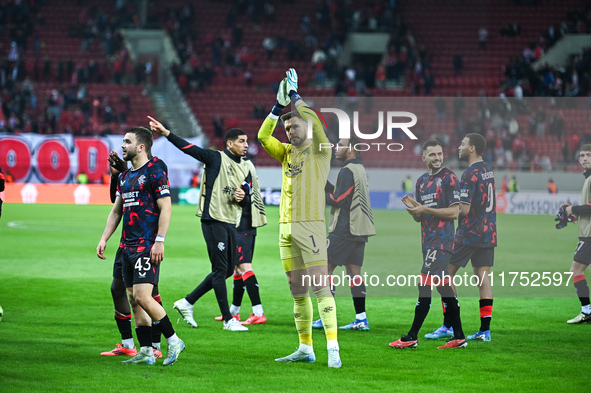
[271,100,285,117]
[288,90,301,101]
[155,235,165,243]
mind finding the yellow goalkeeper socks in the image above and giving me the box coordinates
[293,296,313,346]
[314,287,338,342]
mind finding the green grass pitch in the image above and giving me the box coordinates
[0,203,589,392]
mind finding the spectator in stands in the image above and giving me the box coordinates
[312,48,327,86]
[549,111,564,140]
[262,37,276,60]
[500,23,521,37]
[478,27,488,49]
[548,179,558,193]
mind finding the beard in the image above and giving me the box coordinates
[123,149,137,161]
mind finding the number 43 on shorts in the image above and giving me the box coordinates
[135,257,152,271]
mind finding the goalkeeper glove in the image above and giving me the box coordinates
[286,68,301,101]
[272,78,290,116]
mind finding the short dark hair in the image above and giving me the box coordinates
[127,126,153,153]
[225,128,246,142]
[348,135,361,158]
[422,139,441,151]
[465,133,486,156]
[580,144,591,153]
[280,110,302,123]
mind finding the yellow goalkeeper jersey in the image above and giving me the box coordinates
[258,102,331,223]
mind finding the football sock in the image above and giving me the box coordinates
[135,325,152,348]
[327,340,339,350]
[122,338,135,349]
[442,300,451,329]
[153,315,176,340]
[115,310,133,341]
[165,333,180,346]
[315,286,338,342]
[232,274,244,308]
[408,297,431,340]
[243,270,263,310]
[356,312,367,320]
[574,274,590,310]
[230,304,241,315]
[479,298,493,331]
[151,294,163,345]
[351,281,366,315]
[252,304,264,317]
[293,296,313,346]
[442,297,465,339]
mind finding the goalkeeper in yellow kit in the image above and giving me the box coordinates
[258,69,341,368]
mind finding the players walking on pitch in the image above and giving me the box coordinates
[425,133,497,342]
[97,127,184,366]
[391,139,467,350]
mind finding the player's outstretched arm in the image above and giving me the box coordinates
[97,197,123,259]
[570,203,591,217]
[284,68,329,152]
[148,115,216,164]
[258,79,288,162]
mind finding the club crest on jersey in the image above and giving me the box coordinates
[218,242,225,251]
[286,161,304,177]
[138,175,146,186]
[436,178,442,188]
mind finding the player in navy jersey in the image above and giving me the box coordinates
[97,126,184,366]
[390,139,467,350]
[425,133,497,342]
[100,152,164,359]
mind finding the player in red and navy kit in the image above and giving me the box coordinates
[100,152,165,359]
[425,133,497,342]
[97,126,184,366]
[391,139,467,350]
